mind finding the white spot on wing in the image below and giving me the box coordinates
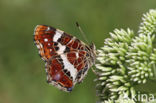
[76,52,79,58]
[60,54,77,80]
[47,27,50,31]
[48,43,51,46]
[53,29,64,42]
[44,38,48,42]
[57,43,66,54]
[36,44,40,49]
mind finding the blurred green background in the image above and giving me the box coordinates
[0,0,156,103]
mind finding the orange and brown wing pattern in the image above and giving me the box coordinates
[34,25,96,92]
[46,56,73,92]
[34,25,81,61]
[56,32,90,72]
[34,25,57,61]
[58,33,86,51]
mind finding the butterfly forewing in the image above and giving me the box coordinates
[34,25,58,61]
[34,25,95,92]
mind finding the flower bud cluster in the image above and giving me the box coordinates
[95,9,156,102]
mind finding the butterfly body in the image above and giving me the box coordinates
[34,25,96,92]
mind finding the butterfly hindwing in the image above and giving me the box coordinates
[46,56,74,91]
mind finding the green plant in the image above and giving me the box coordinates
[95,9,156,103]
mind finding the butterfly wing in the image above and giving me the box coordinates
[34,25,59,61]
[34,25,92,92]
[45,56,74,92]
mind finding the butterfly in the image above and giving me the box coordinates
[34,25,96,92]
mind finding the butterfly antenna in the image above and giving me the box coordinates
[76,22,89,44]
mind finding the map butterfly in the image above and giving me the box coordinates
[34,25,96,92]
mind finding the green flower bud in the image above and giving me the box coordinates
[95,9,156,103]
